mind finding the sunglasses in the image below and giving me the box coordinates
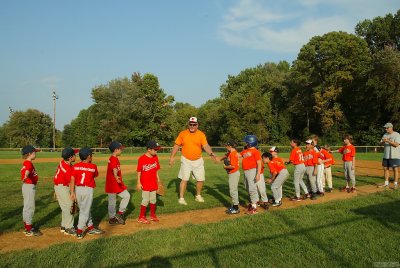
[189,123,198,126]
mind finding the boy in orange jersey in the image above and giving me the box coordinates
[241,135,262,214]
[285,139,309,201]
[219,140,241,214]
[71,147,104,239]
[54,147,79,236]
[20,145,42,237]
[106,141,131,225]
[334,135,356,193]
[303,140,319,200]
[263,152,289,207]
[321,145,335,192]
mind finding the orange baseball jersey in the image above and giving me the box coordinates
[225,150,239,174]
[273,156,284,166]
[72,162,99,188]
[105,155,127,193]
[267,159,286,174]
[303,150,319,166]
[240,147,261,170]
[21,160,38,185]
[289,147,305,165]
[53,160,73,186]
[338,145,356,161]
[175,129,208,160]
[320,149,335,167]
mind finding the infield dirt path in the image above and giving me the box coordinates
[0,183,389,254]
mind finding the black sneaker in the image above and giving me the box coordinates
[271,201,282,207]
[108,217,119,225]
[115,213,126,225]
[311,193,318,200]
[87,227,105,235]
[226,207,240,214]
[64,228,76,236]
[60,226,66,233]
[76,232,84,240]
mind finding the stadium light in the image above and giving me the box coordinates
[52,90,59,151]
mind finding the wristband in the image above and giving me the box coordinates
[209,153,215,157]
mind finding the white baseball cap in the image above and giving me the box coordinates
[384,123,393,128]
[305,139,313,144]
[189,117,198,123]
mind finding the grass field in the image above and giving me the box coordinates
[1,151,396,267]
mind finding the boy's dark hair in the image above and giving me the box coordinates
[79,147,93,161]
[291,139,300,146]
[343,134,353,143]
[262,152,273,160]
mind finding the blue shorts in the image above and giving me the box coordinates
[382,159,400,168]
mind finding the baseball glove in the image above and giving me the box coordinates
[157,180,166,196]
[223,158,231,166]
[70,200,79,215]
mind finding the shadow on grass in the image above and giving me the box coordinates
[166,178,196,198]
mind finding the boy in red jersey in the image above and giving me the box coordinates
[263,152,289,207]
[136,141,162,224]
[106,141,131,225]
[303,140,319,200]
[321,145,335,192]
[20,145,42,237]
[241,135,262,214]
[72,147,104,239]
[53,147,79,236]
[335,135,356,193]
[286,139,309,201]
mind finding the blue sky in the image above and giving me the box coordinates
[1,0,399,129]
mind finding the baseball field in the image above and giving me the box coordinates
[0,151,399,267]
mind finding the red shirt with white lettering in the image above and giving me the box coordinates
[72,162,98,188]
[137,154,160,191]
[53,160,72,186]
[289,147,305,165]
[21,160,38,185]
[338,144,355,162]
[106,156,127,193]
[303,150,319,166]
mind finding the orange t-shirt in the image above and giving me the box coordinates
[338,144,355,161]
[289,147,304,165]
[303,150,319,166]
[175,129,208,160]
[320,149,335,167]
[273,156,284,166]
[267,159,286,174]
[240,147,261,170]
[225,150,239,174]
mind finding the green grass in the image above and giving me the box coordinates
[0,152,384,233]
[1,190,399,267]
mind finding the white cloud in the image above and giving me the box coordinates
[218,0,400,53]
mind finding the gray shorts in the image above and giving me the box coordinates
[382,159,400,168]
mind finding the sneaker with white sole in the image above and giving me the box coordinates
[24,228,42,237]
[195,195,205,202]
[87,227,105,235]
[115,213,126,225]
[64,228,76,236]
[60,226,66,233]
[178,198,187,205]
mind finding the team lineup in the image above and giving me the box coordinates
[19,117,399,239]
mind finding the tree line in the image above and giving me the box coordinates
[1,10,399,148]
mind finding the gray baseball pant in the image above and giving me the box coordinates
[108,190,131,218]
[344,161,356,187]
[306,166,318,193]
[316,164,325,193]
[324,167,333,188]
[228,171,240,205]
[293,163,308,198]
[141,190,157,206]
[76,186,94,230]
[54,185,74,229]
[271,169,289,203]
[22,183,36,225]
[244,168,259,205]
[256,174,269,202]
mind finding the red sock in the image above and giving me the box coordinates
[139,205,147,218]
[117,211,123,215]
[25,223,32,232]
[150,203,157,217]
[77,229,83,234]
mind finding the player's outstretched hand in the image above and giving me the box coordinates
[169,157,175,166]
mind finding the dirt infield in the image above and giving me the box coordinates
[0,184,389,254]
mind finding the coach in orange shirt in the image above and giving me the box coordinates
[169,117,217,205]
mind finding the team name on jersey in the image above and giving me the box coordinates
[242,152,252,158]
[304,154,314,160]
[74,167,96,172]
[142,163,158,172]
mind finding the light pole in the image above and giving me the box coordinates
[52,90,59,151]
[8,106,14,148]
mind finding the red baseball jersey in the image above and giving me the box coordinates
[106,156,127,193]
[289,147,305,165]
[267,159,286,174]
[72,162,98,188]
[137,154,160,191]
[240,148,261,170]
[53,160,73,186]
[338,145,356,161]
[20,160,38,185]
[303,150,319,166]
[225,150,239,174]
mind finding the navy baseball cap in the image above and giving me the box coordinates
[146,140,161,150]
[21,145,40,155]
[109,141,125,152]
[79,147,94,159]
[61,147,79,159]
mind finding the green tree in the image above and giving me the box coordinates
[3,109,53,147]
